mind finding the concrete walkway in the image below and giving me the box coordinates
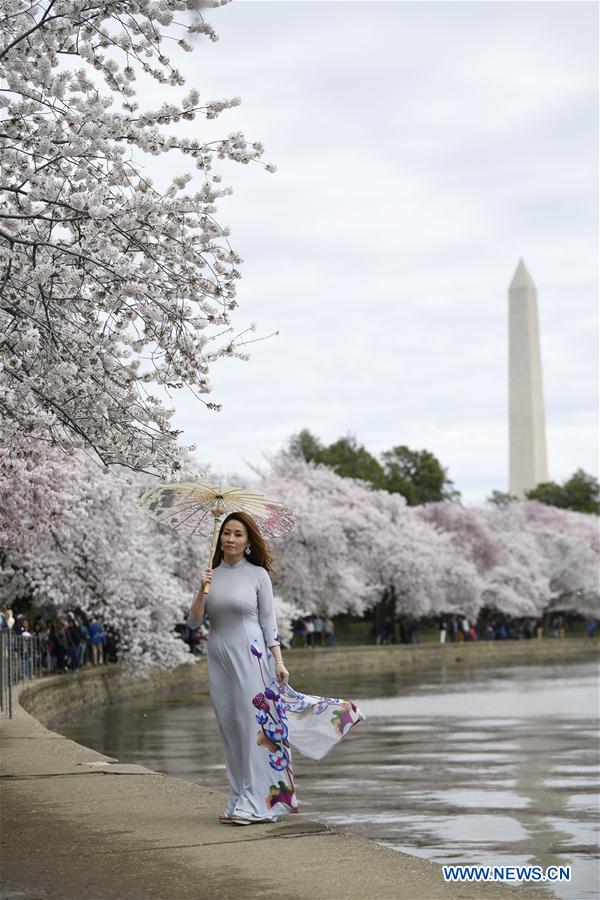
[1,678,550,900]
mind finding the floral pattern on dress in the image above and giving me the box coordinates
[250,641,297,812]
[275,682,366,761]
[249,639,366,768]
[279,685,360,734]
[331,701,361,736]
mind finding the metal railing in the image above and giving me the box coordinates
[0,630,46,719]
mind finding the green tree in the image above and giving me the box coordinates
[381,445,461,505]
[288,429,323,464]
[524,481,566,508]
[289,430,386,487]
[320,436,386,488]
[486,490,519,507]
[563,469,600,514]
[289,431,460,503]
[526,468,599,515]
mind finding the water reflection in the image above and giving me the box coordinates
[59,659,599,900]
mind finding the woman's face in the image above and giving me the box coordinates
[221,519,249,558]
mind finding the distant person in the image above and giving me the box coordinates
[66,614,82,670]
[78,618,90,666]
[439,619,447,644]
[304,616,315,649]
[313,614,323,647]
[53,619,70,673]
[88,619,106,666]
[383,620,396,645]
[293,617,307,648]
[323,615,335,647]
[409,623,419,644]
[587,619,597,638]
[40,619,56,672]
[16,618,34,678]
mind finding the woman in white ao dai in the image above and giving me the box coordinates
[187,512,364,825]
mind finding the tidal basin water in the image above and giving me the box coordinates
[59,659,599,899]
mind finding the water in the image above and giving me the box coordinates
[59,659,600,899]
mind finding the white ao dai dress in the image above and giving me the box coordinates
[187,557,365,822]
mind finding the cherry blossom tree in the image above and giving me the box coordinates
[272,593,302,648]
[0,450,204,674]
[259,453,482,620]
[418,499,599,618]
[2,445,597,674]
[418,501,501,575]
[0,444,80,551]
[418,501,551,616]
[260,454,599,624]
[499,501,599,616]
[478,523,550,617]
[0,1,272,477]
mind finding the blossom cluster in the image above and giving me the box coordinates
[0,447,203,675]
[260,453,599,621]
[0,1,272,477]
[2,447,597,675]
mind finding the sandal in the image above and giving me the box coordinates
[217,813,232,823]
[228,815,252,826]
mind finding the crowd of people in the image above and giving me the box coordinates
[292,614,335,647]
[0,607,121,674]
[2,605,597,674]
[372,614,597,645]
[436,614,596,642]
[177,612,336,657]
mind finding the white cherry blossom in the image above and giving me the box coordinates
[0,1,273,478]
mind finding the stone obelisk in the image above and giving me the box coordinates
[508,259,549,497]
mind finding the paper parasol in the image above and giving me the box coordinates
[138,482,295,593]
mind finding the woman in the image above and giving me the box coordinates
[187,511,364,826]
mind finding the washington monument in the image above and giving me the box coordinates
[508,259,549,498]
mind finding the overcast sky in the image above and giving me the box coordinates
[148,1,598,504]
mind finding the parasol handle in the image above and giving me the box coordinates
[203,514,222,594]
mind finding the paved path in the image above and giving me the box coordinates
[1,679,550,900]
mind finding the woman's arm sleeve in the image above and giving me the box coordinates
[186,607,204,630]
[257,570,280,648]
[186,577,204,630]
